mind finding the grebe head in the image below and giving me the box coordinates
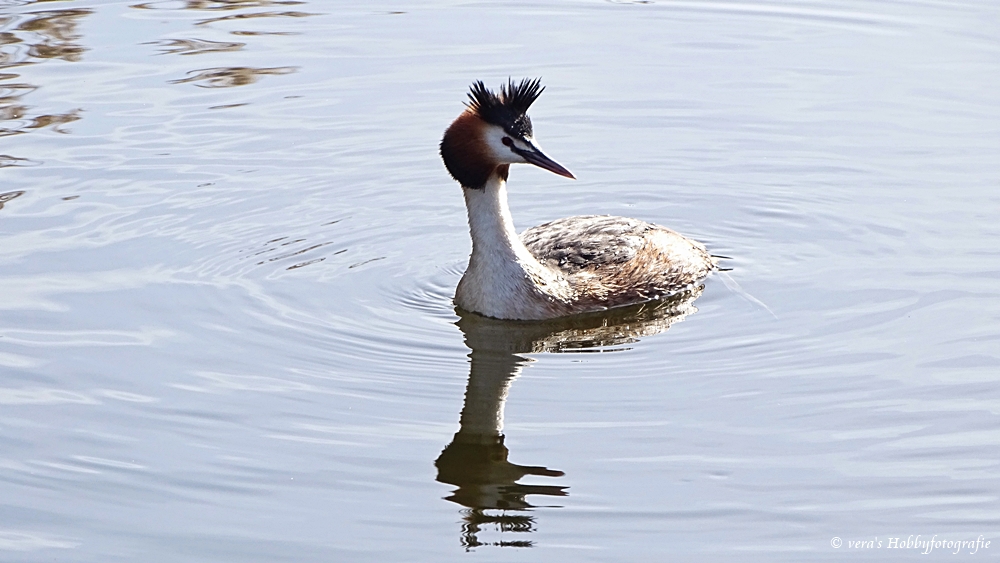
[440,78,575,190]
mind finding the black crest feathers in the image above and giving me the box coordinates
[465,78,544,137]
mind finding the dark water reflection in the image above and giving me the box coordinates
[16,8,89,61]
[169,65,297,88]
[149,38,246,56]
[0,8,88,140]
[0,154,37,167]
[131,0,308,11]
[437,290,702,548]
[0,190,25,210]
[194,10,316,27]
[134,0,312,88]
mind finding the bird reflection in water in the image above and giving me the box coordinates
[435,287,704,549]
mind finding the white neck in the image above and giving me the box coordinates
[455,173,569,319]
[463,174,539,267]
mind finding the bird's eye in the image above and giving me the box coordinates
[501,137,513,147]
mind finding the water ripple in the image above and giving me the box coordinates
[0,530,78,552]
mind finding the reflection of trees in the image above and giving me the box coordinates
[437,288,704,549]
[194,11,314,27]
[169,66,297,88]
[132,0,312,87]
[0,9,90,139]
[0,155,37,168]
[128,0,316,30]
[17,9,90,61]
[0,190,25,210]
[131,0,306,11]
[0,105,81,137]
[0,79,81,138]
[0,32,22,68]
[149,38,245,56]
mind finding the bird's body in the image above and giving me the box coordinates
[442,79,715,320]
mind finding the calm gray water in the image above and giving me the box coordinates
[2,0,999,560]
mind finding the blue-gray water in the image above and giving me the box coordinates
[2,0,999,560]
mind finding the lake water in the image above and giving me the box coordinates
[2,0,999,560]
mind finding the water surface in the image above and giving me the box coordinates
[2,0,999,560]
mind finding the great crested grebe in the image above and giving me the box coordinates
[440,78,715,321]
